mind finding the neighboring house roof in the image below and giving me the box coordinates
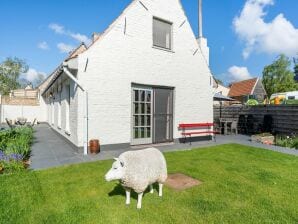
[228,78,258,97]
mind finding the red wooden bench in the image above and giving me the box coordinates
[178,123,219,144]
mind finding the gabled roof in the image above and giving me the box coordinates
[41,43,87,95]
[66,43,87,61]
[228,78,258,97]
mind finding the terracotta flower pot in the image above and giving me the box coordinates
[89,139,100,154]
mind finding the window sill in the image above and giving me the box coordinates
[152,46,175,53]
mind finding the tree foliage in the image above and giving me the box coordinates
[294,57,298,82]
[262,55,297,97]
[0,57,28,95]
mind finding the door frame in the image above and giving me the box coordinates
[131,86,153,145]
[131,84,175,146]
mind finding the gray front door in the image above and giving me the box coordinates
[153,88,174,143]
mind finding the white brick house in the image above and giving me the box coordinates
[42,0,213,153]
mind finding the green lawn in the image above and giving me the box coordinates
[0,144,297,224]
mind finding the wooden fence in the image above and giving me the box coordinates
[214,105,298,135]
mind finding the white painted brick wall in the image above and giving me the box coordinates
[46,80,79,146]
[72,0,214,147]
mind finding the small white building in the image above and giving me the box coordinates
[41,0,214,153]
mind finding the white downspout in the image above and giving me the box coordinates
[63,66,89,155]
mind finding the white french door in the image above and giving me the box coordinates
[131,87,153,145]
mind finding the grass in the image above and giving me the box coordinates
[0,144,297,224]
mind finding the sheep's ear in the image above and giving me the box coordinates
[113,158,119,161]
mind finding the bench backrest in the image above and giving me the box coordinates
[179,123,214,129]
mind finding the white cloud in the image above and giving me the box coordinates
[228,66,253,82]
[49,23,65,34]
[70,33,90,43]
[37,41,50,50]
[23,68,46,82]
[49,23,91,46]
[57,43,75,53]
[233,0,298,59]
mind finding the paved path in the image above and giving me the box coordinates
[30,124,298,170]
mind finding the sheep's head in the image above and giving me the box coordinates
[105,158,125,182]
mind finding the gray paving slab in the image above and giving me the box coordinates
[30,124,298,170]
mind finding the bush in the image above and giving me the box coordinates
[0,127,33,174]
[276,135,298,149]
[246,99,259,106]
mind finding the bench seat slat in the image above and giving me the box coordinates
[182,131,217,136]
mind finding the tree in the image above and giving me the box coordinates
[0,57,28,95]
[262,55,297,97]
[294,57,298,82]
[33,73,45,87]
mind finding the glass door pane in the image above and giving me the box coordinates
[131,88,152,145]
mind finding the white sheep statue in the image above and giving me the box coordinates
[105,147,168,209]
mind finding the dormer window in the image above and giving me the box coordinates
[153,17,172,50]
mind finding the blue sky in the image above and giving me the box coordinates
[0,0,298,84]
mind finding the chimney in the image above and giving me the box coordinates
[199,0,203,38]
[197,0,210,66]
[92,33,101,43]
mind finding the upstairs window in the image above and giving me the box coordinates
[153,17,172,50]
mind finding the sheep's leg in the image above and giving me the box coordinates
[149,184,154,194]
[125,189,131,205]
[137,192,143,209]
[159,183,163,197]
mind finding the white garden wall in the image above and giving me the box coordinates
[0,103,46,123]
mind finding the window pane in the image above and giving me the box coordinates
[134,128,139,139]
[140,127,145,138]
[146,91,151,102]
[153,18,172,49]
[146,115,151,126]
[134,103,139,114]
[146,127,151,138]
[146,103,151,114]
[134,116,139,126]
[134,90,139,102]
[141,103,145,114]
[141,116,145,126]
[140,90,145,102]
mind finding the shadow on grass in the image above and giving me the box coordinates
[108,183,159,200]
